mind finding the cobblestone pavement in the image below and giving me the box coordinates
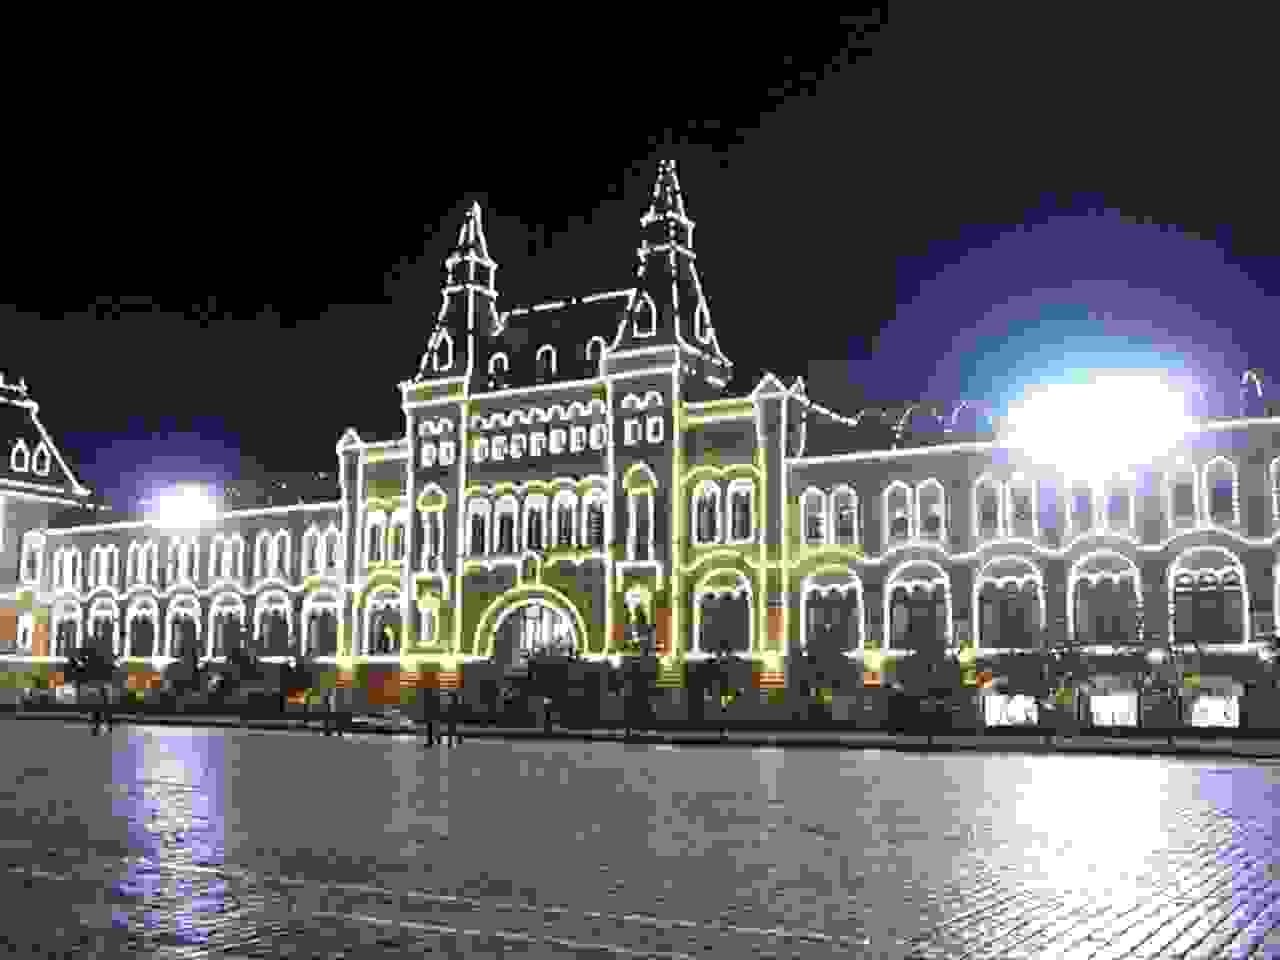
[2,718,1279,958]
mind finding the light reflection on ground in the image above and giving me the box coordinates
[0,719,1277,957]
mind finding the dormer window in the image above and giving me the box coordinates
[536,345,557,381]
[489,353,509,377]
[586,336,606,371]
[10,439,29,472]
[31,442,51,476]
[632,293,656,338]
[431,329,454,371]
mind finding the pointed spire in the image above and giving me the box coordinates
[418,202,499,381]
[639,159,694,259]
[444,201,495,289]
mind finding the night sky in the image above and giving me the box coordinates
[2,10,1276,510]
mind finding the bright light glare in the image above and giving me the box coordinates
[1002,375,1193,480]
[147,486,218,530]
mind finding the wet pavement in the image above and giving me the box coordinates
[2,717,1279,958]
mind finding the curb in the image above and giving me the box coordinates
[10,711,1280,759]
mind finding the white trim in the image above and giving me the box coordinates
[466,497,492,556]
[1168,545,1250,645]
[494,494,520,554]
[1006,473,1038,541]
[1165,458,1200,534]
[1067,550,1143,646]
[253,588,294,652]
[973,473,1004,542]
[801,486,827,547]
[692,569,752,656]
[522,493,549,552]
[9,438,29,473]
[552,489,579,548]
[580,488,607,550]
[535,344,558,379]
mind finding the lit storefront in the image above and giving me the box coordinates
[983,693,1039,726]
[1187,678,1243,728]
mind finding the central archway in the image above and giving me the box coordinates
[474,586,588,665]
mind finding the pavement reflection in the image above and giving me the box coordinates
[1,718,1278,957]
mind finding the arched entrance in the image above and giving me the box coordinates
[693,571,753,657]
[802,578,863,657]
[884,561,952,655]
[254,592,293,657]
[308,609,339,656]
[975,557,1044,651]
[493,600,577,666]
[1169,547,1248,646]
[1070,551,1141,646]
[128,616,156,657]
[209,595,247,657]
[366,588,402,655]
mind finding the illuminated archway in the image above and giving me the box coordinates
[1068,550,1142,647]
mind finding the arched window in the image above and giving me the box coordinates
[431,328,454,371]
[830,486,857,546]
[1203,456,1238,526]
[488,353,509,376]
[1069,480,1095,536]
[389,511,407,562]
[1105,475,1135,534]
[274,531,290,577]
[583,493,606,549]
[586,336,607,371]
[10,439,29,472]
[974,475,1002,540]
[884,482,912,544]
[1167,461,1198,530]
[324,527,340,570]
[632,292,656,338]
[495,496,519,554]
[801,488,826,546]
[256,532,272,580]
[554,491,577,548]
[366,513,385,564]
[31,441,51,475]
[693,481,721,545]
[21,532,42,584]
[728,479,755,543]
[536,345,557,381]
[523,494,547,552]
[421,512,442,567]
[467,499,491,555]
[1007,475,1036,539]
[915,479,944,542]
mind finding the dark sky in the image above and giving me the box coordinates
[3,9,1277,509]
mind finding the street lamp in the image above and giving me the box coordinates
[145,485,218,530]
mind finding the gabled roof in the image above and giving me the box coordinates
[0,380,91,500]
[487,291,633,389]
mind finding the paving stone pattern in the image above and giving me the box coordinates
[1,719,1278,959]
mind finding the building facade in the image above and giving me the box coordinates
[3,160,1279,719]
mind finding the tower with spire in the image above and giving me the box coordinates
[416,201,499,386]
[609,159,732,401]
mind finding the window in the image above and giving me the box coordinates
[631,491,653,561]
[536,345,557,380]
[22,534,41,583]
[257,533,272,578]
[624,419,641,445]
[832,487,857,545]
[31,442,51,475]
[530,432,547,457]
[633,293,656,337]
[550,429,566,454]
[492,436,507,461]
[729,481,754,542]
[556,495,576,547]
[1204,457,1236,525]
[1168,463,1197,527]
[585,497,605,549]
[916,480,944,542]
[389,521,405,561]
[1106,485,1131,532]
[275,532,289,577]
[302,529,318,574]
[473,437,488,462]
[468,500,490,555]
[431,329,453,371]
[510,435,526,459]
[1071,485,1094,534]
[423,513,442,567]
[325,529,340,570]
[589,423,607,450]
[885,482,912,543]
[488,353,508,377]
[586,336,606,370]
[694,482,721,545]
[975,476,1001,540]
[421,442,437,468]
[439,441,456,465]
[367,521,383,564]
[802,489,826,545]
[1008,477,1035,539]
[10,439,29,472]
[570,426,587,453]
[646,415,664,444]
[524,496,547,552]
[496,497,518,554]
